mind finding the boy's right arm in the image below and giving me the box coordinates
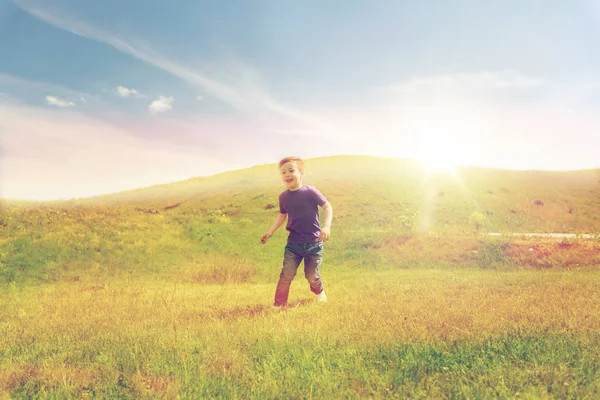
[261,213,287,244]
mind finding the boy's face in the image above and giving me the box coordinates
[280,161,303,190]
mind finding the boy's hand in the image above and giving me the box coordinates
[260,232,273,244]
[318,227,331,242]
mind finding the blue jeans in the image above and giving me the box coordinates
[274,242,324,307]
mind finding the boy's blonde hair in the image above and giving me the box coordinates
[279,156,304,173]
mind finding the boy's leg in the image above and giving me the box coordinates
[303,242,324,295]
[274,243,303,307]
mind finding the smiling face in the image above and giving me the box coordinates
[280,161,303,191]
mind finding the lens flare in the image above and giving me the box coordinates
[414,131,477,232]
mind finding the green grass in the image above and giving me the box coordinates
[1,155,600,398]
[1,269,600,398]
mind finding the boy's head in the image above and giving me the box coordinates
[279,156,304,190]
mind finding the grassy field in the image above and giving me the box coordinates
[1,155,599,398]
[2,269,600,398]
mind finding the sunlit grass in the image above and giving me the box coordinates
[1,269,600,398]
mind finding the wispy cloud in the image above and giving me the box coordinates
[148,96,174,114]
[385,70,544,94]
[116,85,141,97]
[0,72,91,99]
[12,0,335,135]
[45,95,75,107]
[197,95,204,100]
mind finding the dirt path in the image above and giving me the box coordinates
[487,233,597,239]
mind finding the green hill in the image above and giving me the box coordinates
[77,155,600,232]
[1,155,599,285]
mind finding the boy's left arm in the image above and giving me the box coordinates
[318,201,333,242]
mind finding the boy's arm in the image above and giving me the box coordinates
[261,213,287,244]
[268,213,288,235]
[318,201,333,242]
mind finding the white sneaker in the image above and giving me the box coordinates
[316,291,328,303]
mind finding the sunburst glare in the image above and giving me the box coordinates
[416,130,463,178]
[415,130,478,232]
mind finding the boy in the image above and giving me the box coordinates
[260,156,333,308]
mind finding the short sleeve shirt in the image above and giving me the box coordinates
[279,185,327,243]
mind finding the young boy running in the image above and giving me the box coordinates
[260,156,333,308]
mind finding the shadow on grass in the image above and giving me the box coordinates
[283,297,315,310]
[207,298,315,320]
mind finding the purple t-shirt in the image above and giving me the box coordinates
[279,184,328,243]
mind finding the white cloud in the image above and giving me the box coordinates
[0,73,106,110]
[12,1,336,136]
[148,96,174,114]
[116,85,140,97]
[197,95,204,100]
[45,95,75,107]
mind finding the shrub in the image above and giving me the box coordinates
[469,211,489,232]
[476,239,509,269]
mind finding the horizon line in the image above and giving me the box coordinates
[2,154,599,203]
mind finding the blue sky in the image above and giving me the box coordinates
[1,0,600,199]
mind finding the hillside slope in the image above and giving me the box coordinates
[59,155,600,233]
[1,156,599,285]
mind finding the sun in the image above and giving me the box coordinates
[420,147,456,173]
[416,132,463,176]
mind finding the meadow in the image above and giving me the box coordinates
[1,156,599,398]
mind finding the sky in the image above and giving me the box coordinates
[1,0,600,200]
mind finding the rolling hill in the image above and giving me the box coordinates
[1,155,599,285]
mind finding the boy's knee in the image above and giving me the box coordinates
[305,272,320,283]
[280,269,297,281]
